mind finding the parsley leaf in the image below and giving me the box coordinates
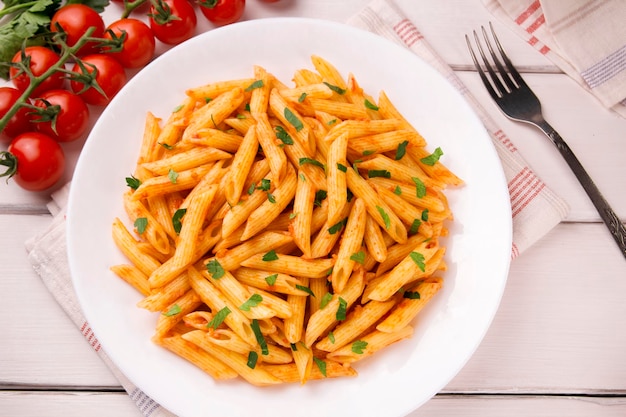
[168,169,178,183]
[364,99,379,110]
[328,331,335,344]
[393,185,402,195]
[284,108,303,131]
[420,147,444,166]
[351,340,368,354]
[395,140,409,160]
[403,290,421,299]
[313,357,327,377]
[412,177,427,198]
[245,79,264,91]
[409,218,421,235]
[368,169,391,178]
[314,190,327,207]
[247,351,258,369]
[125,175,141,190]
[251,319,269,355]
[376,206,391,229]
[320,292,333,309]
[172,208,187,235]
[262,249,279,261]
[274,125,294,145]
[134,217,148,234]
[409,251,426,272]
[295,284,315,297]
[421,209,429,221]
[298,92,307,102]
[299,157,325,171]
[336,297,347,321]
[239,294,263,311]
[328,218,347,234]
[350,251,366,264]
[163,303,181,317]
[207,306,230,329]
[337,163,347,172]
[265,274,278,286]
[323,82,346,95]
[206,259,225,279]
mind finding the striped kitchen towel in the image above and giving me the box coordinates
[348,0,569,259]
[483,0,626,118]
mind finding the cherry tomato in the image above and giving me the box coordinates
[0,132,65,191]
[102,19,156,69]
[0,87,32,141]
[149,0,197,45]
[50,4,106,56]
[9,46,65,97]
[32,89,90,143]
[199,0,245,26]
[70,54,127,106]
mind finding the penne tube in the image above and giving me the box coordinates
[224,124,259,206]
[331,197,367,293]
[290,169,316,258]
[240,253,334,279]
[325,326,414,364]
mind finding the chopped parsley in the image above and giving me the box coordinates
[207,306,231,329]
[395,140,409,160]
[172,208,187,235]
[245,79,264,91]
[376,206,391,229]
[168,169,178,184]
[421,209,429,221]
[337,163,347,173]
[298,92,307,102]
[409,251,426,272]
[328,331,335,344]
[328,218,347,235]
[125,175,141,190]
[323,82,346,95]
[314,190,328,207]
[368,169,391,179]
[320,292,333,309]
[240,294,263,311]
[295,284,315,297]
[412,177,427,198]
[313,357,327,377]
[159,142,174,150]
[206,259,225,279]
[284,108,304,131]
[420,147,443,166]
[336,297,348,321]
[265,274,278,286]
[351,340,368,354]
[409,219,421,235]
[267,193,276,204]
[364,99,379,110]
[403,291,421,299]
[350,251,366,265]
[394,185,402,195]
[299,157,325,171]
[251,319,269,355]
[274,126,294,145]
[134,217,148,234]
[163,304,181,317]
[262,249,279,262]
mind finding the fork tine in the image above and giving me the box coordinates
[488,22,526,88]
[472,30,508,97]
[465,34,500,100]
[481,26,517,92]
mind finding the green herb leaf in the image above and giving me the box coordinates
[368,169,391,178]
[251,319,269,355]
[409,218,421,235]
[289,212,298,219]
[247,351,258,368]
[245,79,264,92]
[395,140,409,160]
[262,249,279,262]
[362,150,376,156]
[393,185,402,195]
[168,169,178,183]
[328,331,335,344]
[172,104,183,113]
[240,294,263,311]
[364,99,379,110]
[163,303,181,317]
[409,251,426,272]
[284,108,303,131]
[298,92,307,102]
[327,119,337,126]
[421,209,429,221]
[314,190,327,207]
[290,343,298,351]
[376,206,391,229]
[328,218,347,235]
[299,157,325,171]
[323,82,346,95]
[256,178,271,191]
[172,208,187,235]
[337,163,347,173]
[350,251,366,265]
[320,292,333,309]
[420,147,444,166]
[134,217,148,234]
[265,274,278,286]
[403,290,421,299]
[351,340,368,354]
[274,125,294,145]
[295,284,315,297]
[336,297,347,321]
[159,141,174,150]
[207,306,231,329]
[411,177,426,198]
[313,357,327,377]
[206,259,225,279]
[125,175,141,190]
[267,193,276,204]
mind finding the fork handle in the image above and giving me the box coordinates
[535,119,626,259]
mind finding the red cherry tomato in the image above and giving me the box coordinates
[0,132,65,191]
[70,54,127,106]
[199,0,245,26]
[32,89,90,143]
[149,0,197,45]
[0,87,32,141]
[50,4,106,56]
[9,46,65,97]
[102,18,156,69]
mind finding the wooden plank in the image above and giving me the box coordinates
[1,392,625,417]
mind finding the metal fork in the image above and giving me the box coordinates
[466,23,626,259]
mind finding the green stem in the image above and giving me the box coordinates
[0,27,97,135]
[121,0,149,18]
[0,1,39,18]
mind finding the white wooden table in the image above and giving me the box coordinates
[2,1,626,416]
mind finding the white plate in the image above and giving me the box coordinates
[67,17,511,417]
